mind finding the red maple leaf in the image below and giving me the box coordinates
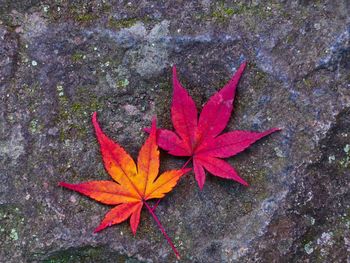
[59,113,190,259]
[151,62,280,189]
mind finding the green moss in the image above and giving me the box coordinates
[301,231,316,247]
[108,17,138,30]
[339,148,350,168]
[71,52,84,62]
[71,102,82,113]
[285,34,295,44]
[29,119,43,134]
[155,81,172,127]
[67,3,100,23]
[116,78,129,88]
[0,13,14,27]
[41,246,140,263]
[55,86,102,141]
[22,83,42,114]
[43,2,112,23]
[251,170,269,200]
[242,201,253,213]
[234,66,270,100]
[76,13,97,23]
[332,225,345,241]
[211,6,235,22]
[303,78,313,89]
[107,15,156,30]
[254,69,269,84]
[101,3,112,13]
[57,94,69,121]
[0,205,24,245]
[159,81,172,91]
[197,2,273,23]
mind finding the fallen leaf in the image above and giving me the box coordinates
[150,62,280,189]
[59,112,190,259]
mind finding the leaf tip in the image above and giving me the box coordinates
[131,228,137,236]
[150,118,157,136]
[91,111,100,131]
[93,225,103,233]
[237,176,249,187]
[240,60,248,68]
[241,181,249,187]
[172,65,177,75]
[267,127,282,135]
[197,178,205,190]
[172,65,180,89]
[234,61,247,78]
[151,116,157,127]
[58,181,68,187]
[92,112,98,126]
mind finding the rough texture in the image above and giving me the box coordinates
[0,1,349,262]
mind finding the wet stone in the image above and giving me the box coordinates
[0,1,349,262]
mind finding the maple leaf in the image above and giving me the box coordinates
[59,112,190,259]
[150,62,280,189]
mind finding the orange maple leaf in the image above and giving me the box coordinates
[59,112,190,259]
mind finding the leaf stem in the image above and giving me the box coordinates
[151,199,161,212]
[144,201,180,260]
[181,157,193,170]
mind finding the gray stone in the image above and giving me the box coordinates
[0,1,349,262]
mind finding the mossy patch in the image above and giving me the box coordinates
[22,83,42,115]
[211,5,235,22]
[41,1,115,23]
[0,205,25,245]
[55,86,102,141]
[68,3,100,24]
[339,144,350,168]
[116,78,130,89]
[250,65,270,89]
[75,13,97,23]
[39,246,140,263]
[154,80,172,127]
[108,17,139,30]
[71,52,85,63]
[302,77,314,89]
[250,169,269,200]
[195,2,273,23]
[29,119,44,134]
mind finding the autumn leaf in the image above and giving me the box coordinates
[150,62,280,189]
[59,112,190,259]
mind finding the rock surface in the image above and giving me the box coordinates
[0,1,349,262]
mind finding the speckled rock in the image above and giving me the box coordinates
[0,1,349,262]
